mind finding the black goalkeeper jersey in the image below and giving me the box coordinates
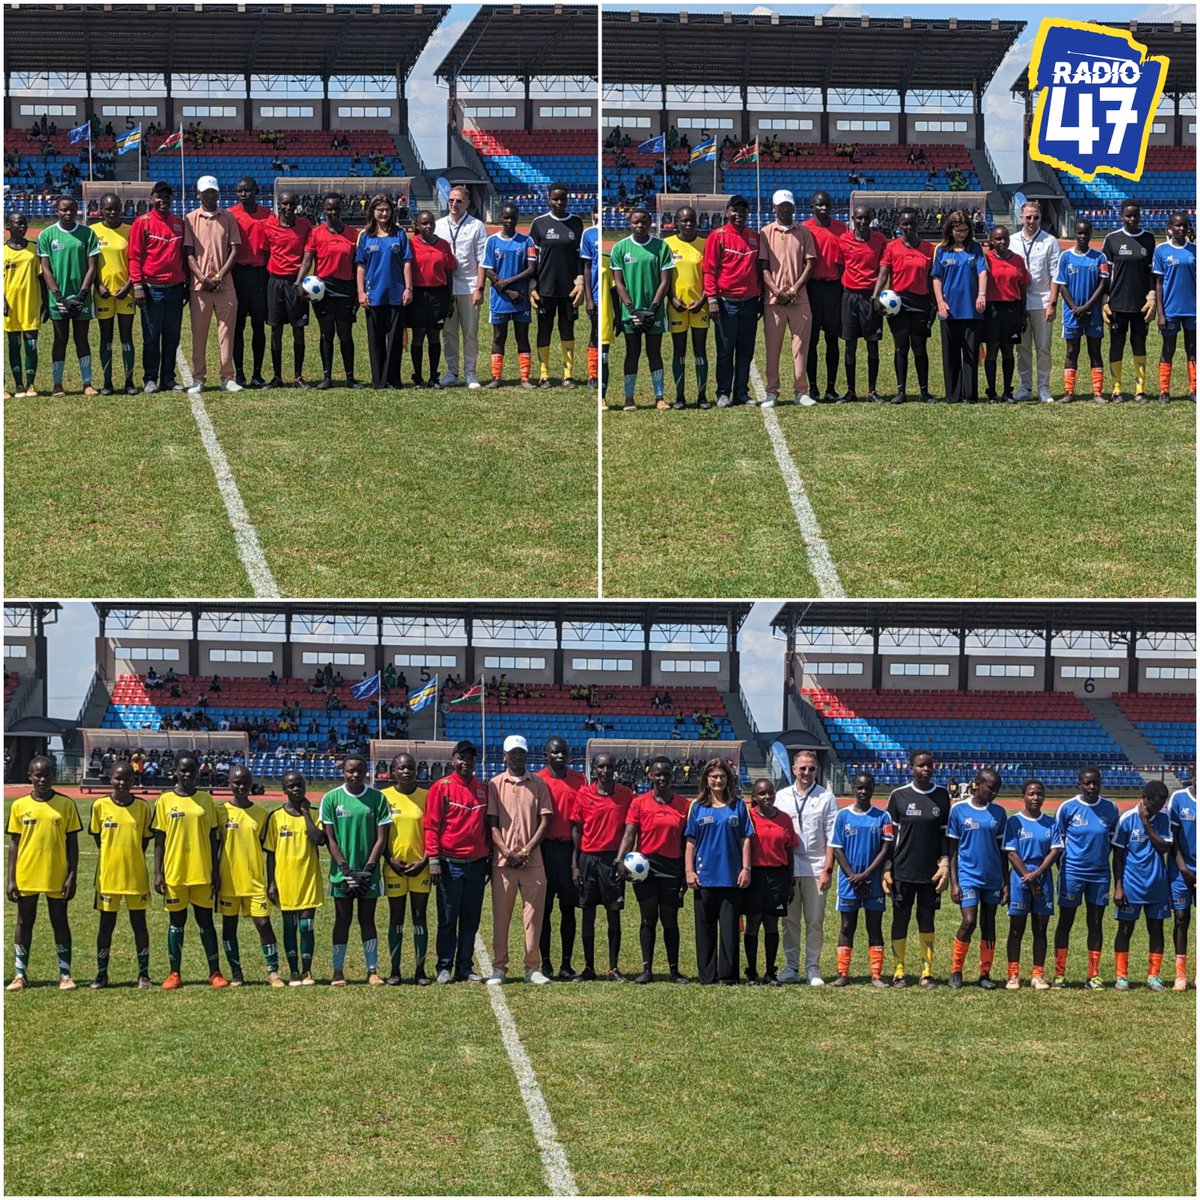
[1101,228,1157,311]
[886,783,950,883]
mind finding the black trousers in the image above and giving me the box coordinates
[695,885,742,983]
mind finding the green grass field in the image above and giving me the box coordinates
[4,792,1195,1196]
[4,292,597,598]
[599,247,1196,599]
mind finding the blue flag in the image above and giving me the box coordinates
[689,137,716,164]
[409,679,438,712]
[115,126,142,156]
[68,122,90,146]
[638,134,665,156]
[352,673,381,702]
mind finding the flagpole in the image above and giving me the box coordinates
[377,679,382,744]
[88,127,93,184]
[433,674,439,743]
[756,139,761,226]
[178,125,185,211]
[712,143,717,194]
[138,131,142,184]
[660,138,666,232]
[479,674,486,775]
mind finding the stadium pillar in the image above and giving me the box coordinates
[740,85,750,145]
[1174,94,1182,147]
[660,83,669,141]
[553,619,564,687]
[446,78,457,170]
[957,625,968,691]
[3,72,10,133]
[820,89,829,145]
[897,90,907,146]
[871,622,882,692]
[165,74,174,135]
[782,625,795,730]
[464,615,475,683]
[972,82,983,151]
[282,612,293,680]
[322,77,331,132]
[33,610,49,720]
[524,75,533,133]
[641,619,652,688]
[188,608,199,679]
[1043,626,1054,692]
[728,610,741,695]
[395,74,408,144]
[375,613,385,678]
[1127,628,1139,694]
[244,76,253,131]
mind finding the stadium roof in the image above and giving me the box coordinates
[600,11,1024,93]
[1010,22,1196,97]
[770,602,1195,637]
[2,4,447,80]
[434,5,598,82]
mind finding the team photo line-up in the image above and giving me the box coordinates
[8,743,1196,996]
[3,178,600,397]
[603,191,1196,411]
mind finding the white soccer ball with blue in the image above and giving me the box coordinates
[878,288,901,315]
[623,851,650,881]
[301,275,326,300]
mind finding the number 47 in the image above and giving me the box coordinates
[1046,86,1140,156]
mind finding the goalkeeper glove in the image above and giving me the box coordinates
[932,856,951,893]
[569,274,586,307]
[882,869,893,897]
[1141,290,1156,321]
[1102,301,1113,325]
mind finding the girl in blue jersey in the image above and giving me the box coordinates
[1002,779,1056,988]
[929,210,987,403]
[1050,219,1108,401]
[947,768,1007,989]
[482,203,536,388]
[354,193,412,389]
[1112,780,1173,991]
[1152,211,1196,402]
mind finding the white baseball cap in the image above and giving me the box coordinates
[196,175,220,195]
[772,189,795,206]
[503,735,528,753]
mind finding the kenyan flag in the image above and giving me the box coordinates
[450,684,483,705]
[156,129,184,153]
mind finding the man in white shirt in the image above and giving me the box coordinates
[435,185,489,388]
[774,749,837,984]
[1012,200,1060,403]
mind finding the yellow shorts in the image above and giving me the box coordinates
[666,307,710,334]
[96,890,150,913]
[217,891,271,918]
[384,868,430,897]
[163,882,215,912]
[94,292,136,319]
[601,291,617,348]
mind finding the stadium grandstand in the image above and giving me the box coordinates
[434,4,598,216]
[3,603,67,784]
[3,3,597,225]
[1010,21,1197,232]
[770,601,1195,795]
[601,10,1023,231]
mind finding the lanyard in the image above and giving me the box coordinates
[446,215,470,263]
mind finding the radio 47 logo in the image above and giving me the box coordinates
[1028,19,1168,183]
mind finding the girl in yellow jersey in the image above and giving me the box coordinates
[6,755,82,991]
[263,770,326,985]
[89,762,153,988]
[92,192,138,395]
[664,206,711,408]
[381,752,431,985]
[3,211,48,398]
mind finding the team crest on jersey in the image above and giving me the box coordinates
[931,806,940,818]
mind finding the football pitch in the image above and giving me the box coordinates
[600,257,1195,599]
[4,294,597,598]
[4,791,1195,1197]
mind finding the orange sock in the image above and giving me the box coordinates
[586,345,599,382]
[868,945,884,978]
[1007,960,1021,979]
[979,941,995,976]
[1148,952,1163,978]
[1176,954,1188,980]
[1159,361,1173,393]
[1031,965,1045,979]
[1114,950,1129,978]
[1188,360,1196,392]
[1054,947,1068,977]
[837,945,852,976]
[1063,366,1077,395]
[1090,367,1104,396]
[491,353,503,381]
[951,938,969,973]
[518,352,532,381]
[1091,949,1105,978]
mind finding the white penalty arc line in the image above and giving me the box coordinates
[473,933,579,1196]
[748,362,847,598]
[176,348,281,598]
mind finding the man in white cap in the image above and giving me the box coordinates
[182,175,242,392]
[486,734,554,984]
[758,189,818,406]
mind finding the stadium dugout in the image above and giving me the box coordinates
[1009,21,1196,233]
[435,4,598,218]
[601,10,1022,230]
[3,3,446,221]
[3,603,64,784]
[770,601,1196,796]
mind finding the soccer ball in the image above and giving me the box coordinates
[878,289,901,315]
[623,851,650,881]
[301,275,325,301]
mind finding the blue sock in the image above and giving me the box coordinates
[624,373,637,400]
[363,937,379,973]
[651,368,664,398]
[52,359,65,389]
[78,353,92,386]
[332,942,348,972]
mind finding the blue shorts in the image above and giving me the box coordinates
[1114,899,1171,922]
[1008,877,1054,917]
[958,882,1003,907]
[836,893,886,913]
[1170,876,1195,911]
[1059,876,1109,908]
[1062,307,1104,340]
[1162,315,1196,335]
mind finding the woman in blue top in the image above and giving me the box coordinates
[684,758,753,985]
[354,193,413,389]
[930,210,987,403]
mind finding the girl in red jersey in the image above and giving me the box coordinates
[982,225,1031,402]
[872,206,934,404]
[744,777,798,984]
[407,210,457,388]
[297,193,362,390]
[616,756,691,984]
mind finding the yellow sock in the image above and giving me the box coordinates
[891,938,907,977]
[1109,360,1123,393]
[538,345,551,380]
[919,932,935,976]
[1134,355,1147,394]
[562,341,575,380]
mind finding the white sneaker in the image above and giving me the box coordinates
[435,969,453,984]
[143,380,158,394]
[486,969,506,986]
[775,966,801,984]
[187,381,205,394]
[1012,386,1033,402]
[438,372,459,387]
[795,392,817,406]
[171,384,185,392]
[761,393,778,408]
[222,378,243,392]
[525,969,551,985]
[466,378,481,390]
[808,972,826,987]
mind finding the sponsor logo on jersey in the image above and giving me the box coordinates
[170,809,185,820]
[22,816,37,826]
[279,828,294,838]
[104,819,120,829]
[963,817,980,830]
[906,804,920,816]
[1070,812,1090,826]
